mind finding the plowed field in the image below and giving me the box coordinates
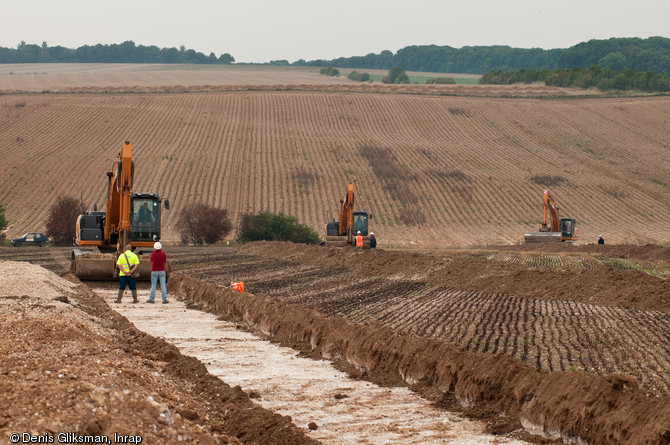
[2,242,668,444]
[2,65,670,247]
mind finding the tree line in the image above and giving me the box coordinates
[4,37,669,79]
[289,37,670,78]
[0,40,234,64]
[479,66,670,92]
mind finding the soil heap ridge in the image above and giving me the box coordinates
[0,260,318,445]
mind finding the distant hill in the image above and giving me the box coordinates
[288,37,670,77]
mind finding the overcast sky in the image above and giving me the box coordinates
[2,0,669,64]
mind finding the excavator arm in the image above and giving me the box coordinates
[105,141,135,252]
[338,183,355,242]
[541,189,560,232]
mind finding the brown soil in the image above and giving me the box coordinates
[0,260,317,445]
[164,243,670,445]
[1,242,669,444]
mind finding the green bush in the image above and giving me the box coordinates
[382,67,410,84]
[319,67,340,76]
[237,211,321,244]
[348,71,371,82]
[426,77,456,84]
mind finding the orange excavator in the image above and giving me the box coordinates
[524,189,578,243]
[323,182,372,247]
[71,141,170,280]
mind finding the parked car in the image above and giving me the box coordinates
[10,232,49,247]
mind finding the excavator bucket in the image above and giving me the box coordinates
[323,236,349,247]
[524,232,562,243]
[71,250,156,281]
[323,235,371,248]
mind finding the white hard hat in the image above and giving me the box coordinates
[599,235,603,238]
[370,232,374,235]
[357,231,361,234]
[154,242,162,250]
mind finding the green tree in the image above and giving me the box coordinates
[319,67,340,76]
[382,67,410,84]
[599,52,627,71]
[176,203,233,245]
[237,211,320,244]
[348,71,371,82]
[45,196,80,246]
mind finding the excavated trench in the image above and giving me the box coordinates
[97,286,529,444]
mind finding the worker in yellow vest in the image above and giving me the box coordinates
[115,244,140,304]
[355,231,363,249]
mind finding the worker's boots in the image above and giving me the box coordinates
[115,289,123,304]
[132,289,138,304]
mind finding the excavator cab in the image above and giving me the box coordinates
[559,218,576,239]
[130,194,167,242]
[352,211,369,236]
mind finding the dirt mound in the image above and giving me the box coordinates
[168,273,670,445]
[491,242,670,264]
[0,260,318,444]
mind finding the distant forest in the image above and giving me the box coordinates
[0,41,235,64]
[2,37,670,78]
[287,37,670,78]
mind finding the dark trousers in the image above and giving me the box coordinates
[118,275,137,290]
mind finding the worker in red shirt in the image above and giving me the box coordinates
[146,242,168,304]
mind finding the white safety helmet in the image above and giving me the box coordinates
[357,231,361,234]
[370,232,374,235]
[154,242,162,250]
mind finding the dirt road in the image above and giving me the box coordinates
[105,288,529,444]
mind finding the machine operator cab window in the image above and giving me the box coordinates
[352,211,369,236]
[560,218,575,237]
[130,195,161,241]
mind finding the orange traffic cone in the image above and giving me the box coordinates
[230,282,244,293]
